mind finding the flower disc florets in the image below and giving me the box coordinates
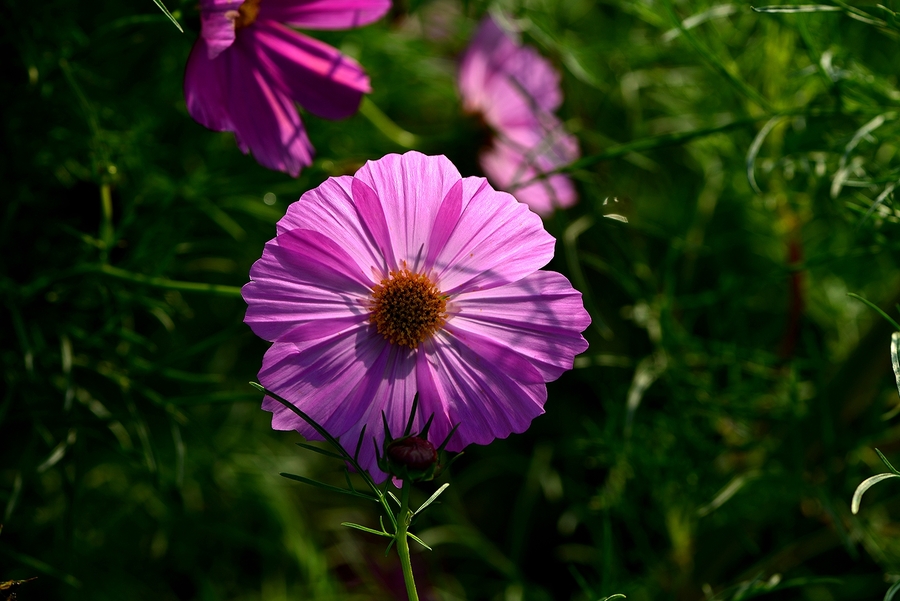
[370,269,447,349]
[233,0,261,29]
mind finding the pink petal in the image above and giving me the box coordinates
[458,14,563,133]
[243,229,375,342]
[226,34,315,176]
[415,330,547,450]
[352,178,396,272]
[260,334,419,480]
[450,271,590,381]
[260,0,390,30]
[199,0,241,58]
[424,179,463,272]
[353,152,463,272]
[277,176,392,279]
[247,20,370,120]
[480,133,579,216]
[184,38,235,132]
[426,175,556,294]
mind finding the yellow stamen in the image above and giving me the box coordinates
[370,270,447,349]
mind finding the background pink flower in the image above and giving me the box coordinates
[458,13,580,216]
[184,0,390,176]
[243,152,590,480]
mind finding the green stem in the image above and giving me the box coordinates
[100,183,114,263]
[396,481,419,601]
[359,97,419,149]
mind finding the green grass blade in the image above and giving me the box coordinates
[341,522,392,538]
[846,293,900,330]
[851,473,900,514]
[151,0,184,32]
[413,483,449,516]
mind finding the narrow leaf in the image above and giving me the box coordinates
[341,522,392,538]
[403,393,419,437]
[752,4,841,13]
[885,580,900,601]
[279,473,378,502]
[354,424,367,462]
[295,442,344,461]
[846,294,900,330]
[414,483,450,516]
[851,473,900,514]
[407,531,433,551]
[598,595,627,601]
[151,0,184,32]
[876,448,900,475]
[388,490,401,508]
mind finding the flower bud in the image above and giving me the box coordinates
[386,436,438,471]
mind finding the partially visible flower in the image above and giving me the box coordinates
[243,151,590,481]
[185,0,391,176]
[458,13,580,216]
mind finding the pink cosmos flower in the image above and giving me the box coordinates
[458,14,580,216]
[243,151,590,480]
[184,0,391,176]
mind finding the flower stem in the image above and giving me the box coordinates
[396,480,419,601]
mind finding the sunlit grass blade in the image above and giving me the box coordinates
[747,117,783,195]
[279,472,379,502]
[851,473,900,514]
[151,0,184,32]
[752,5,841,13]
[892,333,900,398]
[885,580,900,601]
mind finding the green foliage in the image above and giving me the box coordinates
[4,0,900,600]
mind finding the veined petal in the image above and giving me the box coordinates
[247,20,370,120]
[353,152,463,272]
[450,271,590,381]
[243,228,375,342]
[261,335,418,480]
[227,33,315,176]
[416,330,547,450]
[260,0,390,30]
[184,39,235,132]
[427,176,555,294]
[277,176,393,279]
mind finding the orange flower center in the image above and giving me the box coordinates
[370,269,447,349]
[234,0,261,29]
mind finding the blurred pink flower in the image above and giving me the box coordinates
[184,0,390,176]
[243,152,590,480]
[458,14,580,216]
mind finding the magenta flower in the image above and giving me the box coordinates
[458,14,580,216]
[243,152,590,480]
[184,0,391,176]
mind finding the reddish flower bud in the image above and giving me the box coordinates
[386,436,438,471]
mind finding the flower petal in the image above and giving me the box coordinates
[247,21,370,120]
[260,0,390,30]
[352,178,396,272]
[243,228,375,341]
[199,0,241,58]
[226,34,315,175]
[184,38,234,132]
[415,330,547,450]
[353,152,463,272]
[450,271,590,381]
[427,176,556,294]
[277,175,392,279]
[261,333,418,480]
[480,132,579,216]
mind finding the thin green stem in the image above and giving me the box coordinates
[396,481,419,601]
[99,265,243,296]
[359,97,420,149]
[100,183,114,263]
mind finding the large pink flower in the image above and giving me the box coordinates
[243,152,590,480]
[185,0,390,176]
[458,14,580,216]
